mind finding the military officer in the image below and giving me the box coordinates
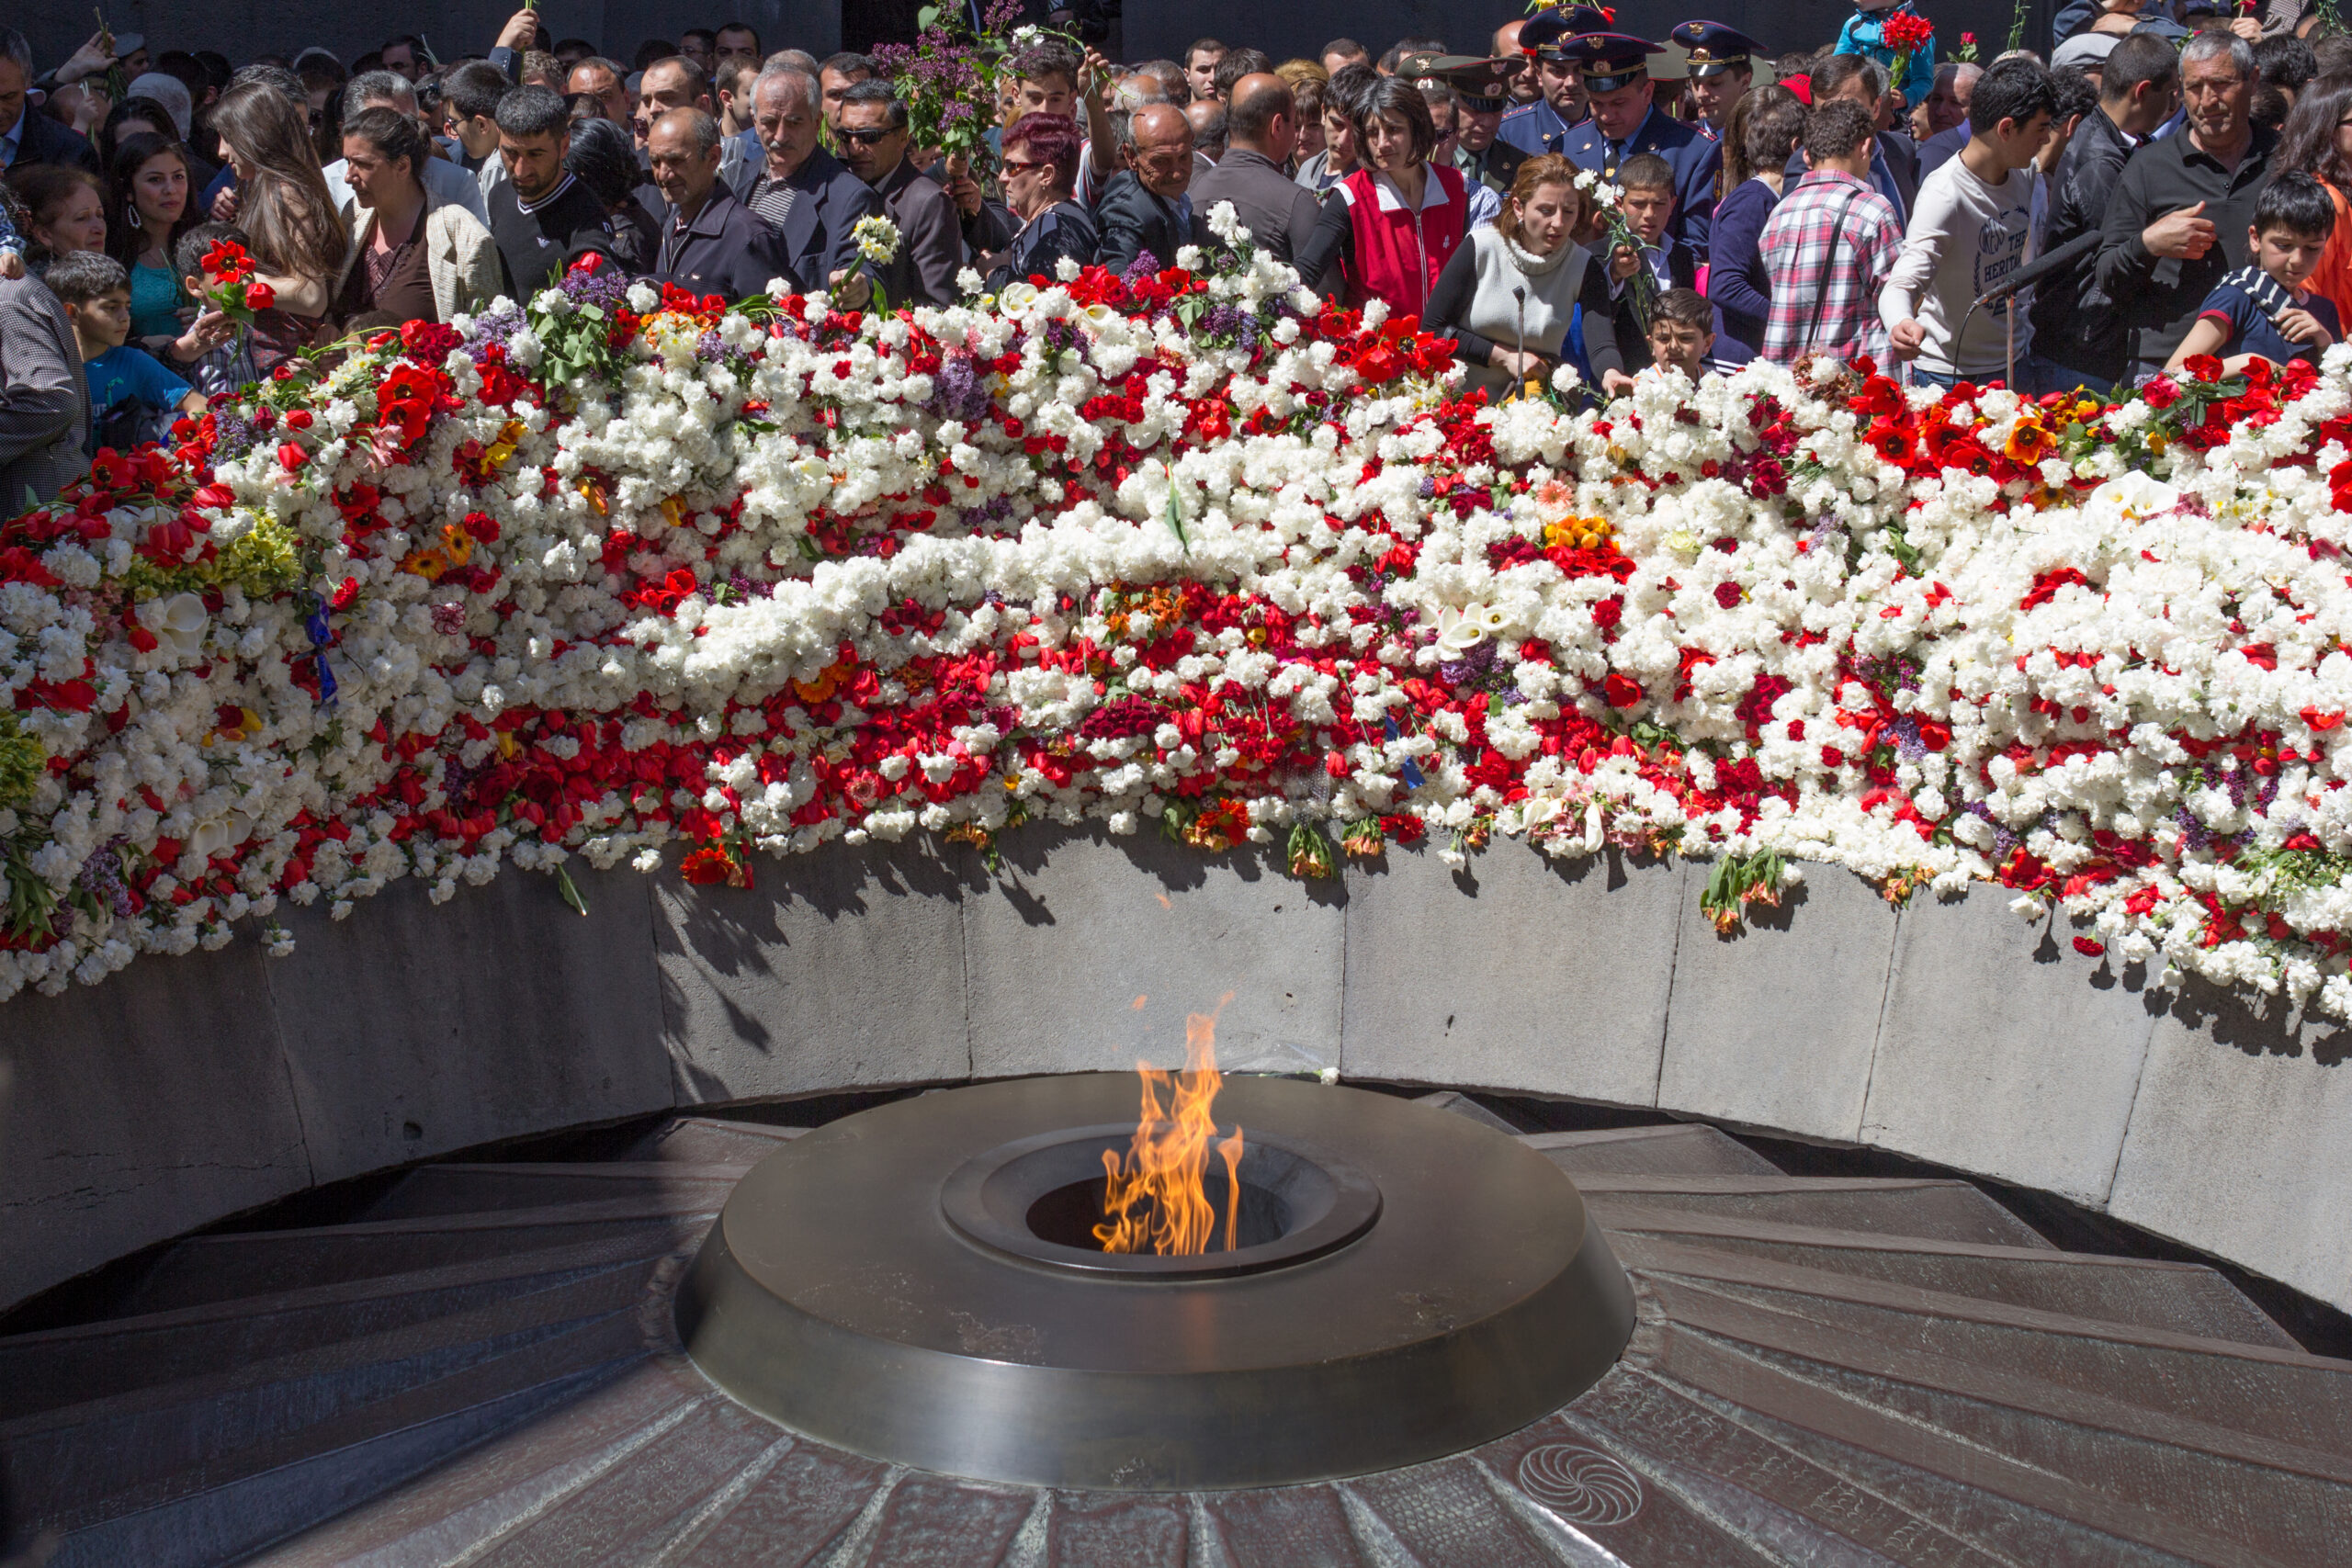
[1496,7,1615,158]
[1670,21,1765,137]
[1550,33,1722,253]
[1399,54,1529,196]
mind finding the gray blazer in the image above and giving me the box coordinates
[0,276,89,511]
[726,144,884,290]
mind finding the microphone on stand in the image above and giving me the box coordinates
[1949,231,2103,388]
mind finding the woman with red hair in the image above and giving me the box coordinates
[970,112,1098,291]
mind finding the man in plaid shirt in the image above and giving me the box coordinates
[1758,100,1905,366]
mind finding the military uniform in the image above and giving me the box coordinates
[1548,34,1723,253]
[1401,52,1535,197]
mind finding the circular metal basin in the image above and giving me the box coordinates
[675,1075,1636,1490]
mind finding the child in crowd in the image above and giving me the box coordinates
[1834,0,1935,115]
[1648,288,1716,380]
[47,252,206,455]
[173,223,259,400]
[2165,173,2342,377]
[1600,154,1698,392]
[1882,58,2054,389]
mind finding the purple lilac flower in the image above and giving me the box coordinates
[559,262,630,313]
[695,329,728,363]
[728,571,775,601]
[932,352,993,424]
[465,301,523,361]
[1438,640,1498,686]
[1892,715,1926,762]
[2177,805,2212,852]
[1200,304,1248,339]
[1123,248,1162,284]
[76,838,135,919]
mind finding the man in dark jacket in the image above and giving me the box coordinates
[1096,103,1204,276]
[729,64,883,292]
[832,80,962,307]
[2030,35,2180,390]
[0,31,98,174]
[2096,30,2273,379]
[649,107,799,299]
[1189,74,1320,262]
[483,85,617,299]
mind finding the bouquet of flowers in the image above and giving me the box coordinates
[868,0,1032,171]
[835,214,903,311]
[1881,11,1936,88]
[1580,168,1657,342]
[197,238,274,324]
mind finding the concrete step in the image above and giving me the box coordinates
[622,1118,808,1165]
[1649,1290,2351,1567]
[242,1363,719,1568]
[0,1268,656,1520]
[1521,1124,1781,1178]
[356,1163,746,1223]
[1602,1210,2299,1348]
[110,1201,715,1318]
[38,1321,650,1568]
[0,1233,688,1419]
[1577,1173,2052,1249]
[1642,1269,2352,1459]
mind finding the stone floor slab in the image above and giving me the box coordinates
[1340,846,1682,1106]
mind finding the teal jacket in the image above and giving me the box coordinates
[1835,4,1939,109]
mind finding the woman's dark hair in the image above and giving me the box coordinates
[563,116,640,209]
[1346,73,1436,169]
[311,84,348,165]
[99,97,179,168]
[1733,86,1805,189]
[1003,111,1081,188]
[341,105,428,185]
[2277,76,2352,194]
[104,131,198,269]
[5,163,105,264]
[2256,170,2337,240]
[209,78,347,285]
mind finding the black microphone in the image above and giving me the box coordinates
[1968,230,2100,312]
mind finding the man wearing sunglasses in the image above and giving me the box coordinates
[832,79,963,308]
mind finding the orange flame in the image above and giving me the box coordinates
[1095,992,1245,1256]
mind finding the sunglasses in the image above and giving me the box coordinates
[1000,155,1050,173]
[839,126,898,146]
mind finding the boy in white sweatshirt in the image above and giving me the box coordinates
[1882,57,2059,388]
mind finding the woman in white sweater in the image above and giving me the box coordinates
[1422,153,1626,400]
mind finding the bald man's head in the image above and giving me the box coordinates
[1126,101,1196,198]
[1226,73,1297,160]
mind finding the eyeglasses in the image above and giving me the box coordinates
[1000,156,1050,173]
[838,126,898,146]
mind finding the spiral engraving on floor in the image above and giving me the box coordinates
[1515,1440,1645,1526]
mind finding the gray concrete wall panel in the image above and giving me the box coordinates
[6,842,2352,1325]
[0,940,310,1307]
[656,840,972,1101]
[962,826,1341,1079]
[1655,867,1898,1143]
[268,866,673,1185]
[1860,886,2161,1208]
[1340,848,1680,1107]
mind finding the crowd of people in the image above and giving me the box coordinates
[1,0,2349,504]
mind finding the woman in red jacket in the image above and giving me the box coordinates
[1295,73,1470,317]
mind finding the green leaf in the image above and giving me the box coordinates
[1163,483,1190,555]
[918,5,940,25]
[554,863,589,917]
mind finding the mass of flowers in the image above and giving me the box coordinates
[9,206,2352,1024]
